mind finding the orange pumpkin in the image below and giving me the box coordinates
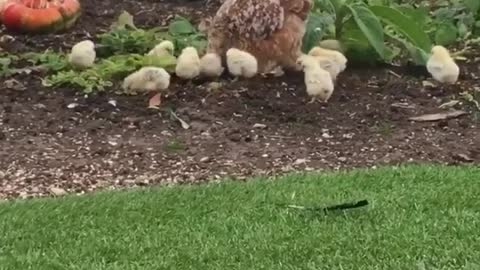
[0,0,81,33]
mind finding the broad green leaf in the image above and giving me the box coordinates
[366,0,388,6]
[318,39,345,52]
[464,0,480,14]
[346,2,386,59]
[457,21,469,37]
[435,23,458,45]
[396,5,430,28]
[405,44,429,65]
[302,13,333,52]
[189,39,208,54]
[384,45,402,62]
[330,0,346,15]
[369,5,432,51]
[169,16,196,35]
[384,30,429,65]
[312,0,335,14]
[432,7,458,22]
[0,57,11,67]
[340,18,381,65]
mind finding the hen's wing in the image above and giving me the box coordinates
[212,0,285,40]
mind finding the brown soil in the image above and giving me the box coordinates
[0,0,479,199]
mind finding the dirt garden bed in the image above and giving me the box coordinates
[0,0,479,199]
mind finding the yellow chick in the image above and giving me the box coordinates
[68,40,96,69]
[122,67,171,94]
[175,46,201,79]
[226,48,258,78]
[147,40,175,57]
[313,55,341,82]
[426,45,460,84]
[200,53,224,77]
[308,46,347,72]
[297,54,334,103]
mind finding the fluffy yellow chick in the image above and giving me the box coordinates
[308,46,347,72]
[426,45,460,84]
[175,46,201,79]
[200,53,224,77]
[122,67,171,94]
[313,55,341,82]
[226,48,258,78]
[147,40,175,57]
[68,40,96,69]
[297,54,334,103]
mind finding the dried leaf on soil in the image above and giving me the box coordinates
[422,80,436,88]
[49,187,67,196]
[148,93,162,109]
[454,153,474,163]
[169,110,190,129]
[391,102,415,109]
[409,110,467,122]
[439,100,460,109]
[3,79,26,91]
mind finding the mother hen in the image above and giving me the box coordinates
[206,0,313,74]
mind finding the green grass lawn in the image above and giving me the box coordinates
[1,165,480,270]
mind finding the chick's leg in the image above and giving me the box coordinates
[307,96,316,104]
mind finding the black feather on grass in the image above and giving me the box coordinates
[283,199,369,213]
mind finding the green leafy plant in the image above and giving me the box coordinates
[303,0,434,65]
[21,49,69,71]
[43,53,176,93]
[97,27,169,56]
[167,15,208,55]
[0,53,19,76]
[97,13,207,57]
[430,0,480,42]
[43,70,114,93]
[29,11,201,93]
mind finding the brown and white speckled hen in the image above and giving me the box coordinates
[206,0,312,74]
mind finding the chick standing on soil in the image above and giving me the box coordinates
[122,67,171,107]
[297,54,334,104]
[308,46,347,73]
[175,46,201,79]
[426,45,460,84]
[226,48,258,79]
[68,40,96,69]
[147,40,175,57]
[122,66,171,107]
[200,52,224,77]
